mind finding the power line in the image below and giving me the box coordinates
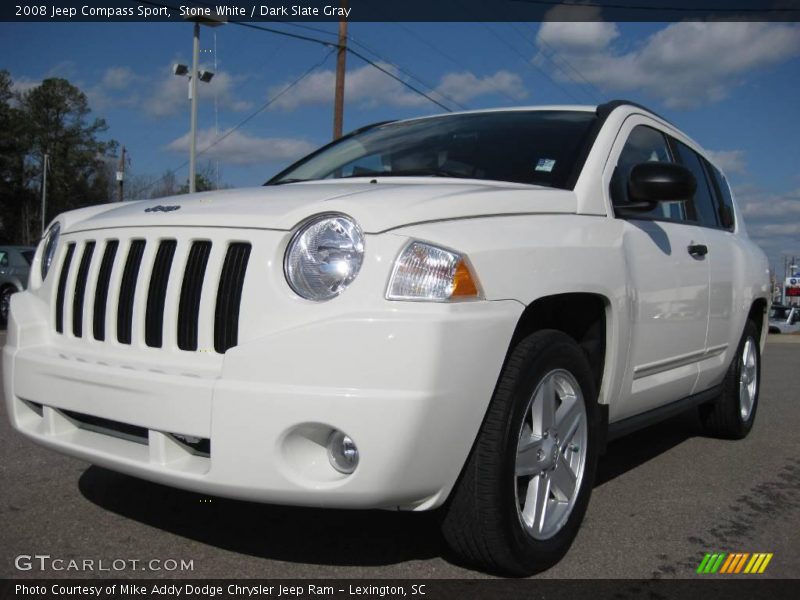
[200,48,337,157]
[212,19,455,111]
[392,23,529,107]
[252,19,467,110]
[506,22,604,104]
[479,22,587,105]
[344,36,468,111]
[509,0,800,12]
[137,1,457,111]
[432,0,589,105]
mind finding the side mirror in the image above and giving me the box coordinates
[628,162,696,203]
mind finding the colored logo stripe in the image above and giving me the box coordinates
[698,552,773,574]
[719,553,749,573]
[697,553,727,573]
[744,553,773,574]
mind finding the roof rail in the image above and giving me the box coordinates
[597,99,674,126]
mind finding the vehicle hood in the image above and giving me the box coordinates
[60,179,577,234]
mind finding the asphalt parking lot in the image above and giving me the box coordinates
[1,331,798,579]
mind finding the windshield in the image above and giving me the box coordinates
[770,306,789,320]
[268,110,597,189]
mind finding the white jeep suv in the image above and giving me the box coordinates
[3,101,770,575]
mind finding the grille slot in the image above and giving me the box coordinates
[53,234,250,354]
[177,241,212,351]
[117,240,146,345]
[71,242,96,337]
[55,243,76,334]
[145,240,177,348]
[214,243,251,354]
[92,240,118,341]
[61,410,149,445]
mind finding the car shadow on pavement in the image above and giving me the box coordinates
[596,409,703,486]
[77,466,443,566]
[77,409,703,568]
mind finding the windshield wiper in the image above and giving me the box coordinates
[338,168,470,179]
[265,178,310,186]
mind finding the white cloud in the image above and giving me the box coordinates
[731,184,800,267]
[12,63,253,119]
[536,6,619,52]
[10,77,39,95]
[86,66,144,111]
[267,63,526,111]
[165,128,316,165]
[737,185,800,219]
[435,71,527,104]
[535,21,800,108]
[101,66,138,91]
[705,150,747,176]
[143,65,252,118]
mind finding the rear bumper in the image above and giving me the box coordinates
[4,291,522,510]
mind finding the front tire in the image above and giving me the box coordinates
[699,319,761,440]
[440,330,600,576]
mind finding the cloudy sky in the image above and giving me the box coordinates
[1,17,798,271]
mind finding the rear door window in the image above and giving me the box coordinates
[672,140,720,228]
[706,163,737,231]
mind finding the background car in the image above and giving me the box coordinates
[0,246,35,326]
[768,305,800,334]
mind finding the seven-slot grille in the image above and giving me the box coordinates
[53,237,251,354]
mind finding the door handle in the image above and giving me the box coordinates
[688,244,708,257]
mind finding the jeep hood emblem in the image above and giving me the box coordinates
[145,205,181,213]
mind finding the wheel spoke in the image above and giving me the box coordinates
[551,455,577,501]
[516,436,544,477]
[739,381,751,413]
[523,475,550,534]
[556,396,582,447]
[747,342,756,368]
[533,375,556,434]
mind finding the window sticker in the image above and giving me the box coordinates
[535,158,556,172]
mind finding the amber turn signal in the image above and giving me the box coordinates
[451,259,480,298]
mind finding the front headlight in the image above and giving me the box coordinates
[386,241,481,301]
[40,222,61,281]
[284,213,365,301]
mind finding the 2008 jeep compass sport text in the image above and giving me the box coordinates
[4,101,770,575]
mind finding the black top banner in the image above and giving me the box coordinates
[3,0,800,22]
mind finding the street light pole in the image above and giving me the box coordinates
[116,146,126,202]
[189,21,200,194]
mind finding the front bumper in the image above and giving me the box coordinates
[4,291,522,510]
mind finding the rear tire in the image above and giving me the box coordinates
[440,329,600,576]
[699,320,761,440]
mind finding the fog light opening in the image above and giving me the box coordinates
[327,430,359,474]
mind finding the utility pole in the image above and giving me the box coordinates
[40,153,48,236]
[189,21,200,194]
[332,0,348,140]
[116,146,126,202]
